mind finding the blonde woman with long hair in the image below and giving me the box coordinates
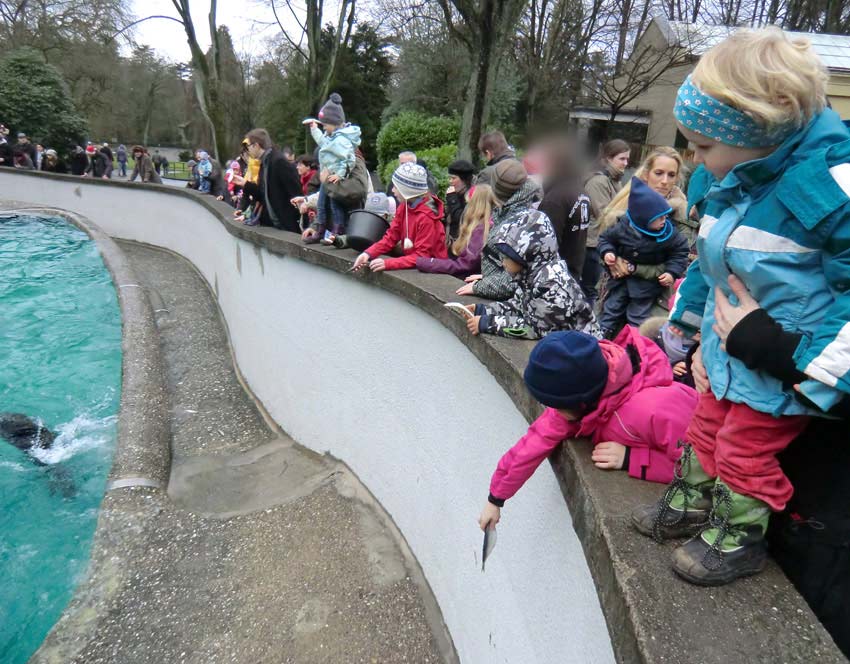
[599,147,691,240]
[417,184,492,278]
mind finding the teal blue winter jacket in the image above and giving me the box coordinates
[671,109,850,415]
[310,123,361,177]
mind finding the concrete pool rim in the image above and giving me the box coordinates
[0,171,844,664]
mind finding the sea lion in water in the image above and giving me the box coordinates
[0,412,76,497]
[0,412,57,451]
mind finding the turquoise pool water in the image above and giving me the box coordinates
[0,214,122,663]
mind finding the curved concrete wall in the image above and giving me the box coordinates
[2,174,614,664]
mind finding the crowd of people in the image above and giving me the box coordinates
[2,25,848,655]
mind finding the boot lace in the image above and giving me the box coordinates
[701,482,733,571]
[652,441,697,543]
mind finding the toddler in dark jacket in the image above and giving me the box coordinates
[597,177,689,336]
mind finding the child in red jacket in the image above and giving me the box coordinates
[478,327,697,530]
[352,162,448,272]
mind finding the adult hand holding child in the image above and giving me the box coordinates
[713,274,761,349]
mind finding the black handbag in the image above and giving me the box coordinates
[325,156,369,208]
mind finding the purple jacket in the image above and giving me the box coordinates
[415,223,485,278]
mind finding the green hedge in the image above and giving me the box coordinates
[380,143,458,195]
[376,112,459,175]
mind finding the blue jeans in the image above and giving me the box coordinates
[118,162,127,177]
[317,183,348,232]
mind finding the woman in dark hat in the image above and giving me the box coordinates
[445,159,475,243]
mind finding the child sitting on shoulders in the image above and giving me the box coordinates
[197,151,213,194]
[466,206,599,339]
[597,177,689,337]
[417,184,491,279]
[303,92,361,244]
[352,163,447,272]
[478,327,698,530]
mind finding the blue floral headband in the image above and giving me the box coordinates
[674,75,797,148]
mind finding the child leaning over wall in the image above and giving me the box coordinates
[352,162,447,272]
[631,26,850,587]
[416,184,492,279]
[478,328,698,530]
[465,198,599,340]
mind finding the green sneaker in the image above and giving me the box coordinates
[632,442,715,541]
[671,480,770,586]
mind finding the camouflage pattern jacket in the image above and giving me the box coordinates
[472,179,541,301]
[475,208,602,340]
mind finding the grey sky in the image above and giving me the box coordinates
[129,0,302,62]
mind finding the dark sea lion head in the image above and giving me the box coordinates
[0,413,57,450]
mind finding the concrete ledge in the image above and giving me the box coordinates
[0,201,172,662]
[2,170,844,664]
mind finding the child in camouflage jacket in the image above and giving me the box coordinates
[466,208,601,340]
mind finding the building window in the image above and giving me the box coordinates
[674,129,689,150]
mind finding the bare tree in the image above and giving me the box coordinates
[435,0,528,161]
[266,0,356,115]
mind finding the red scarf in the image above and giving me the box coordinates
[300,168,316,195]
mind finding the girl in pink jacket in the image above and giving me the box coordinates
[479,326,697,530]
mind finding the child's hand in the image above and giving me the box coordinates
[603,252,616,266]
[465,304,476,314]
[465,274,482,283]
[479,503,501,531]
[673,361,687,377]
[310,121,318,130]
[290,195,305,208]
[327,173,341,184]
[658,272,674,287]
[466,315,481,335]
[302,227,318,241]
[353,253,370,271]
[369,257,386,272]
[591,442,627,470]
[456,282,475,296]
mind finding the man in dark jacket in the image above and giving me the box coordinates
[70,146,88,175]
[16,132,37,164]
[233,128,302,233]
[475,131,518,186]
[84,147,113,179]
[537,138,590,283]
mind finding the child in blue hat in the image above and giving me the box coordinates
[597,177,690,337]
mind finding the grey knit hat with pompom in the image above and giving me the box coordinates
[318,93,345,126]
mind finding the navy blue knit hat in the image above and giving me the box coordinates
[626,177,672,232]
[523,332,609,410]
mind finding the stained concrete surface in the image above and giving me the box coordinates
[74,241,453,664]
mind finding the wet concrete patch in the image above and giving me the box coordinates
[168,438,340,519]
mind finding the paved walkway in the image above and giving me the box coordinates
[73,241,453,663]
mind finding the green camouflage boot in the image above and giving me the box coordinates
[671,480,770,586]
[632,442,715,541]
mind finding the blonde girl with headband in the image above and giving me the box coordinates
[632,27,850,586]
[416,184,492,278]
